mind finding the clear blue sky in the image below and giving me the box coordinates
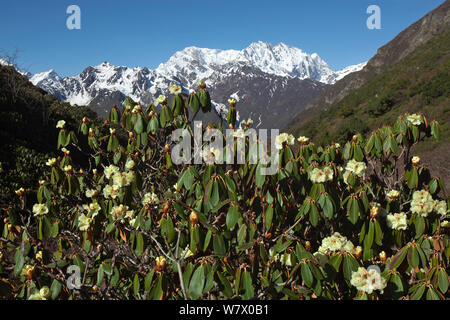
[0,0,446,77]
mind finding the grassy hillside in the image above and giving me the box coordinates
[289,27,450,147]
[0,65,98,206]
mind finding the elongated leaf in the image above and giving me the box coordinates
[188,265,205,300]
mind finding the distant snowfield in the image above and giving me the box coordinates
[7,42,367,107]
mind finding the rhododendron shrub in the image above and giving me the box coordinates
[1,83,448,300]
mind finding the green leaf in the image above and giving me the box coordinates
[241,270,254,300]
[50,279,62,300]
[414,215,425,239]
[437,269,449,294]
[389,247,408,270]
[96,264,105,286]
[309,204,319,227]
[343,254,359,280]
[226,205,240,231]
[13,250,24,276]
[135,233,144,256]
[301,262,314,287]
[327,254,343,273]
[188,265,205,300]
[411,284,426,300]
[265,205,274,231]
[213,234,226,256]
[217,272,233,298]
[133,274,140,296]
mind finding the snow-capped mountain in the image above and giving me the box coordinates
[155,41,364,87]
[22,42,366,129]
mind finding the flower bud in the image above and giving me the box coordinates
[129,132,133,139]
[155,256,166,271]
[15,188,25,197]
[189,211,198,224]
[164,144,170,153]
[370,203,380,220]
[305,241,311,251]
[412,156,420,166]
[379,251,387,262]
[353,246,362,259]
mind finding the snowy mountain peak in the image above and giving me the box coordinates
[19,41,366,120]
[30,69,61,85]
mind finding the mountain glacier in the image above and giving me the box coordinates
[15,42,366,129]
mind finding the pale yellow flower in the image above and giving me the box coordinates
[56,120,66,129]
[169,84,182,95]
[406,114,423,126]
[386,212,408,230]
[32,203,49,217]
[156,95,167,105]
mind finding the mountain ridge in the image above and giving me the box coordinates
[22,41,365,128]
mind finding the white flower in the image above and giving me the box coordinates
[112,172,133,188]
[411,156,420,165]
[411,190,434,217]
[297,136,309,143]
[345,159,366,177]
[104,164,119,179]
[56,120,66,129]
[63,165,72,172]
[110,204,132,218]
[28,290,46,300]
[169,84,182,95]
[156,95,167,105]
[386,213,408,230]
[125,158,135,171]
[280,253,293,266]
[78,213,92,231]
[82,202,101,217]
[275,133,295,150]
[387,190,400,200]
[309,167,333,184]
[406,114,423,126]
[351,267,387,294]
[39,286,51,299]
[318,232,354,255]
[142,192,159,206]
[32,203,49,217]
[85,189,96,198]
[103,184,120,199]
[434,200,448,217]
[46,158,57,167]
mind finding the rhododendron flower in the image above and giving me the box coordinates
[345,159,366,177]
[32,203,48,217]
[351,267,387,294]
[156,95,167,105]
[169,84,182,95]
[406,113,423,126]
[56,120,66,129]
[386,213,408,230]
[275,133,295,150]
